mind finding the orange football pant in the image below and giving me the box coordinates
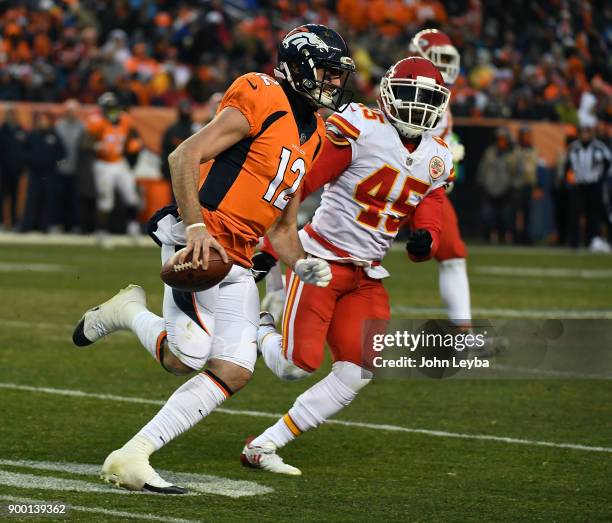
[281,261,390,372]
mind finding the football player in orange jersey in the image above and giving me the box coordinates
[86,92,143,247]
[72,24,355,493]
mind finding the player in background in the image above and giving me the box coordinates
[72,24,355,493]
[409,29,472,328]
[242,57,454,475]
[86,92,143,247]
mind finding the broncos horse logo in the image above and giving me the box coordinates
[282,30,330,53]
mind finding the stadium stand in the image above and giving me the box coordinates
[0,0,607,122]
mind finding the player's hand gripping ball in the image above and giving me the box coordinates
[161,248,233,292]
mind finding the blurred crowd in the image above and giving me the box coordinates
[476,124,611,248]
[0,0,610,249]
[0,0,609,125]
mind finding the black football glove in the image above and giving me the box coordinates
[251,251,278,282]
[406,229,432,258]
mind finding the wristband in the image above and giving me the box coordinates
[185,223,206,231]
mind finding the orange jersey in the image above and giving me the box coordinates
[87,113,139,162]
[198,72,326,267]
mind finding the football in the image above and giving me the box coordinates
[160,247,233,292]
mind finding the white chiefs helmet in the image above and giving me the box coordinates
[378,57,451,138]
[409,29,461,85]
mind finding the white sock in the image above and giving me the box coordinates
[259,325,309,381]
[131,310,165,360]
[439,258,472,326]
[137,372,228,451]
[251,366,360,449]
[120,434,156,457]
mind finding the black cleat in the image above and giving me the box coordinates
[143,483,189,495]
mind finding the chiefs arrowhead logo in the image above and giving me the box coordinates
[429,156,445,179]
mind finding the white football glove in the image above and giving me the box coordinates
[294,258,332,287]
[450,142,465,162]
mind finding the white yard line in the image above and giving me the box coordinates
[0,232,154,248]
[6,301,612,339]
[387,243,603,256]
[492,365,612,379]
[1,382,610,454]
[0,232,604,256]
[474,266,612,279]
[0,495,200,523]
[0,469,169,496]
[0,459,271,499]
[390,306,612,319]
[0,263,71,272]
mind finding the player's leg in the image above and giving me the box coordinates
[261,263,285,322]
[72,244,214,376]
[116,159,141,237]
[243,270,388,475]
[435,194,471,327]
[92,160,115,247]
[101,265,256,493]
[259,265,342,380]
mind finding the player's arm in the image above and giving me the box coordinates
[406,187,444,262]
[252,133,352,279]
[168,106,249,268]
[124,126,142,168]
[301,133,352,198]
[267,189,331,287]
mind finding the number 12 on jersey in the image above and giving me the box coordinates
[353,165,431,233]
[263,147,306,210]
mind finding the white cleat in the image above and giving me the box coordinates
[72,284,146,347]
[101,448,187,494]
[240,437,302,476]
[259,311,276,328]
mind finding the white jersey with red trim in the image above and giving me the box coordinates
[432,107,452,139]
[300,102,454,279]
[432,107,465,163]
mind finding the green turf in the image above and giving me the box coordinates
[0,243,611,522]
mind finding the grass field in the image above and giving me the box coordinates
[0,240,611,522]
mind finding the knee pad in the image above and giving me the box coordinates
[332,361,371,394]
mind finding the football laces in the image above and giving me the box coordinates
[173,261,195,272]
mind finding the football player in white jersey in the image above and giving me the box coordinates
[241,57,455,475]
[409,28,472,328]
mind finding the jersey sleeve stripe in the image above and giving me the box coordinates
[327,114,360,140]
[326,131,351,147]
[432,135,449,148]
